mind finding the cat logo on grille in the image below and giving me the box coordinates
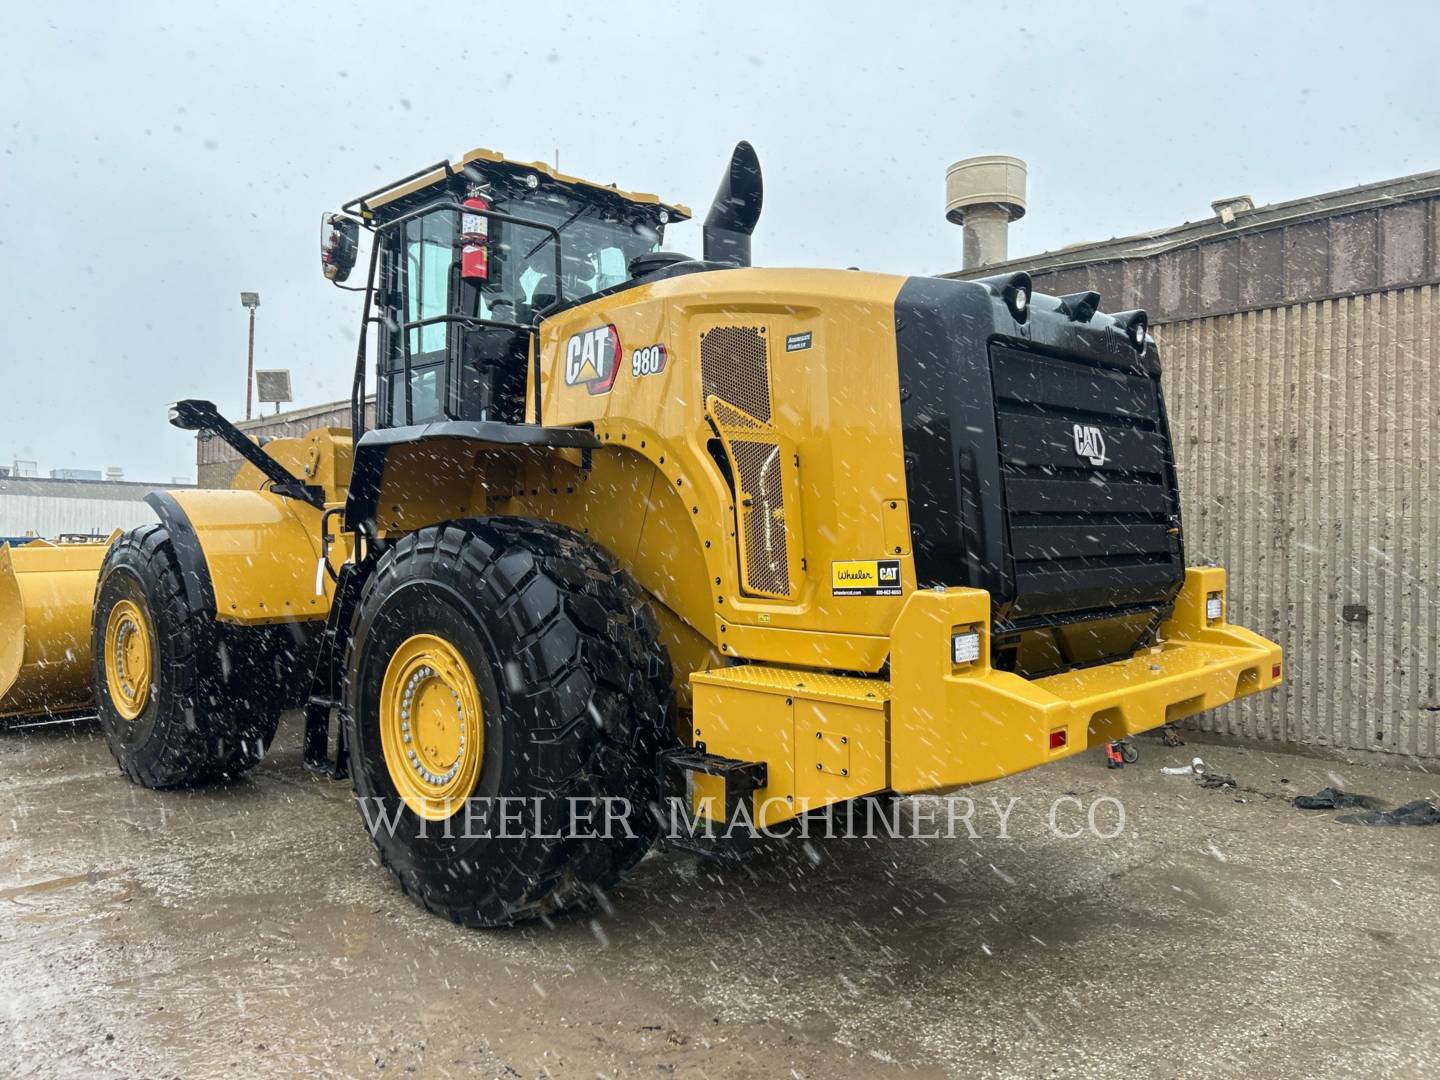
[1072,424,1108,466]
[564,325,621,395]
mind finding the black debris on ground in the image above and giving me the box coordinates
[1293,787,1386,811]
[1336,798,1440,828]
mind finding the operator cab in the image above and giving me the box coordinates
[322,149,689,430]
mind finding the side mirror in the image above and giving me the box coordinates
[321,213,359,283]
[168,398,223,432]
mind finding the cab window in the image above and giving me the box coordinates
[471,197,660,321]
[385,210,454,425]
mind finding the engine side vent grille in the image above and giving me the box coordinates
[702,327,801,599]
[710,398,765,431]
[701,326,772,423]
[729,437,790,597]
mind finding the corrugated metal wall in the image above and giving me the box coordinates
[0,493,157,538]
[1159,285,1439,758]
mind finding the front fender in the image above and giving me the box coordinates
[146,489,333,625]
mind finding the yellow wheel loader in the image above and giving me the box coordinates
[9,142,1282,926]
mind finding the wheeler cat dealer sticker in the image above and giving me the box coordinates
[785,331,813,352]
[564,325,621,395]
[831,559,902,596]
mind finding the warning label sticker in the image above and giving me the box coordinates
[831,559,902,597]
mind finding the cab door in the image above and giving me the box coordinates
[382,210,455,427]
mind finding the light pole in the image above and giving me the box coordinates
[240,291,261,420]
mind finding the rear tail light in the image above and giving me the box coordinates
[1049,729,1068,750]
[951,629,981,665]
[1206,591,1224,623]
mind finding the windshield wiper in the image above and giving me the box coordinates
[523,203,594,259]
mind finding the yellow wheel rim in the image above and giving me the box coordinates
[380,633,485,821]
[103,598,153,720]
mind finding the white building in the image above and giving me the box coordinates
[0,476,182,541]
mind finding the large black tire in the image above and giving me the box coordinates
[92,525,285,788]
[343,518,673,927]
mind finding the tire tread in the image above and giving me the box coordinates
[93,526,282,788]
[344,517,672,927]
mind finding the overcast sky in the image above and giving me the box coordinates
[3,1,1437,482]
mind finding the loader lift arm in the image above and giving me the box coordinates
[168,399,326,509]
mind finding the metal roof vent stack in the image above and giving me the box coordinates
[1210,194,1255,225]
[946,155,1027,270]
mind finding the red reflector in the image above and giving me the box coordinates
[1049,729,1067,750]
[1272,664,1282,679]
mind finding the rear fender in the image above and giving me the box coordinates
[344,421,599,535]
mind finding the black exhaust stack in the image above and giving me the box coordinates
[703,141,763,266]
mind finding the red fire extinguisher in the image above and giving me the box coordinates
[461,191,489,280]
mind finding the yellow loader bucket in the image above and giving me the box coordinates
[0,537,113,720]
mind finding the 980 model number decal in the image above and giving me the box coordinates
[631,343,668,377]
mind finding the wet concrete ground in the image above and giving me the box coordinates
[1,717,1436,1079]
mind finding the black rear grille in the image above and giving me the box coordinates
[991,343,1183,620]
